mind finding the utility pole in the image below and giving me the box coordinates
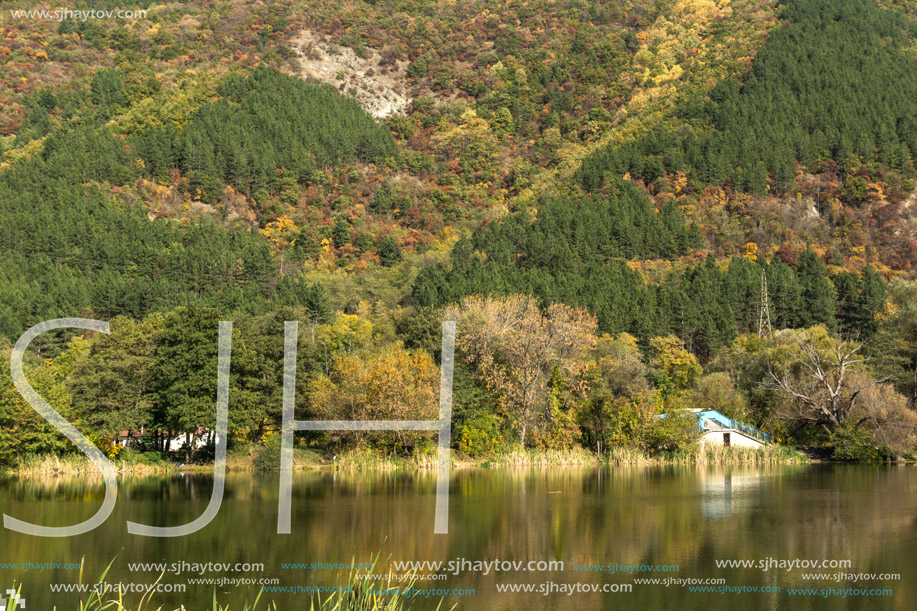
[758,270,772,338]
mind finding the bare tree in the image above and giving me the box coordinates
[767,334,879,434]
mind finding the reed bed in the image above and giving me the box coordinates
[11,454,174,476]
[486,446,595,466]
[694,443,807,465]
[604,444,806,465]
[8,442,806,478]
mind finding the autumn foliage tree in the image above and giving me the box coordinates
[260,215,300,276]
[577,333,654,453]
[648,335,703,393]
[446,294,597,446]
[308,343,439,452]
[849,382,917,458]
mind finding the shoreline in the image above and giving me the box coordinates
[1,445,822,477]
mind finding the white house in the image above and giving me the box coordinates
[117,428,221,452]
[692,409,769,448]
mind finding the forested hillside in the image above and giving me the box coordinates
[133,67,397,198]
[579,0,917,194]
[2,0,917,465]
[0,66,385,340]
[576,0,917,272]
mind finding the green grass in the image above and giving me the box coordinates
[28,553,450,611]
[3,584,24,611]
[308,552,453,611]
[38,556,280,611]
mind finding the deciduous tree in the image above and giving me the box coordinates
[766,327,878,434]
[308,343,439,451]
[446,294,597,445]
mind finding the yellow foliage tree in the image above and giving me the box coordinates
[260,215,299,275]
[308,344,439,451]
[743,241,758,261]
[649,335,702,392]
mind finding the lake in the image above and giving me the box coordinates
[1,465,914,610]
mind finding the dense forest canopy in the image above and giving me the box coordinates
[411,183,887,358]
[133,66,397,200]
[578,0,917,194]
[0,66,391,339]
[411,185,700,333]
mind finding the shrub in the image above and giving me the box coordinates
[642,409,700,454]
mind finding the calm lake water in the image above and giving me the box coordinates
[1,465,915,610]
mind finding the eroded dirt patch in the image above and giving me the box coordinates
[290,30,412,119]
